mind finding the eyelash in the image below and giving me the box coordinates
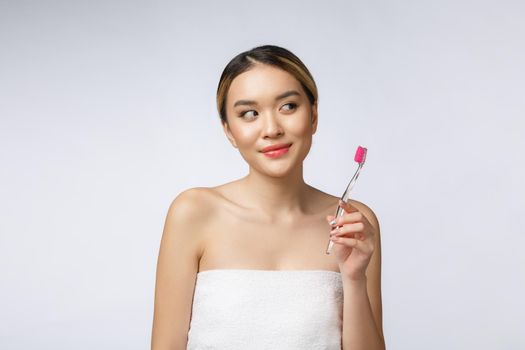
[239,103,298,119]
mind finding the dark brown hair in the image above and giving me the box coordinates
[217,45,318,124]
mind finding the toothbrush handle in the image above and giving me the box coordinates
[325,164,363,255]
[341,164,363,202]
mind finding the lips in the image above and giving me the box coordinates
[261,143,292,153]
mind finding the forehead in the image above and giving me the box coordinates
[227,64,303,103]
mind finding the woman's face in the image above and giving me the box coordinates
[222,63,318,177]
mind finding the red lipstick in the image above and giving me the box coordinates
[261,143,292,158]
[261,143,292,153]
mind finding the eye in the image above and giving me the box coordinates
[280,102,297,112]
[240,110,258,119]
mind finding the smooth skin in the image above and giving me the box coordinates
[151,63,385,350]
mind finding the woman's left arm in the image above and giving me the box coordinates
[327,200,385,350]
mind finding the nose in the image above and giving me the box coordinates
[262,111,284,138]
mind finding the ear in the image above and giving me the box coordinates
[310,102,318,135]
[222,120,238,148]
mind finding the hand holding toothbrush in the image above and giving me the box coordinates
[324,145,375,281]
[326,199,377,281]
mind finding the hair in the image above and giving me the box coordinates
[216,45,318,124]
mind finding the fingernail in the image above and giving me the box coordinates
[329,219,337,226]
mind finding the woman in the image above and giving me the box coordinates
[151,45,385,350]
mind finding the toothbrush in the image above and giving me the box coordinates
[325,146,368,255]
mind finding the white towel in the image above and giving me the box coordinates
[186,269,343,350]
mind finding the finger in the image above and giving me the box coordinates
[329,222,365,236]
[330,235,374,255]
[326,215,338,228]
[339,211,365,225]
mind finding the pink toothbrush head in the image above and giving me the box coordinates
[354,146,367,165]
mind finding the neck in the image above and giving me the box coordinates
[239,162,312,223]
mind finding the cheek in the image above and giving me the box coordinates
[284,113,313,136]
[229,124,259,147]
[295,121,312,135]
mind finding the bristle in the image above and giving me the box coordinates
[354,146,367,164]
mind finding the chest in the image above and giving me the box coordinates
[198,213,339,272]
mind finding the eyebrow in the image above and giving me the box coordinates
[233,90,301,108]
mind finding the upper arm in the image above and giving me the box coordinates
[353,200,384,341]
[151,188,209,350]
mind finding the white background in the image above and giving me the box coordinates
[1,0,524,349]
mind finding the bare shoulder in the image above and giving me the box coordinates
[151,187,219,348]
[160,187,220,267]
[167,187,217,221]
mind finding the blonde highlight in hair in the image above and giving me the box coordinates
[216,45,318,124]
